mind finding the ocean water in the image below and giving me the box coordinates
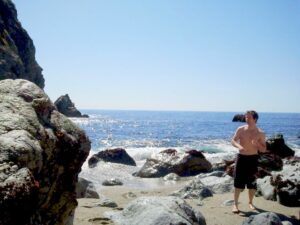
[72,110,300,189]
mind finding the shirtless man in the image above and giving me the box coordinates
[231,110,267,213]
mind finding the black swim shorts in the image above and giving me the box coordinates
[234,154,259,189]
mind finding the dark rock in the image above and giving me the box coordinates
[107,196,206,225]
[54,94,88,118]
[160,148,177,155]
[266,134,295,158]
[0,79,90,225]
[225,153,283,179]
[186,149,205,158]
[88,148,136,168]
[0,0,44,88]
[272,160,300,207]
[232,114,245,122]
[241,212,282,225]
[76,177,99,199]
[256,159,300,207]
[257,153,283,175]
[134,150,212,178]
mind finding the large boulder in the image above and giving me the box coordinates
[0,0,44,88]
[76,177,99,199]
[226,153,283,179]
[266,134,295,158]
[241,212,282,225]
[172,171,233,199]
[232,114,245,122]
[256,176,276,200]
[107,196,206,225]
[256,159,300,206]
[134,149,212,178]
[257,153,283,175]
[88,148,136,168]
[0,79,90,225]
[272,159,300,207]
[54,94,88,118]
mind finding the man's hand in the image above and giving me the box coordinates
[252,139,268,152]
[251,139,259,147]
[239,147,246,153]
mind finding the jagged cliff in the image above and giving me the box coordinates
[0,0,44,88]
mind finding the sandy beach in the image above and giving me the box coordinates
[74,183,300,225]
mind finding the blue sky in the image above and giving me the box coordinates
[13,0,300,112]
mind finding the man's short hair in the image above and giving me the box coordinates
[246,110,259,122]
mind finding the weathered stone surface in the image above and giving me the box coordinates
[54,94,88,118]
[172,172,233,200]
[88,148,136,168]
[0,0,44,88]
[256,176,276,201]
[163,173,180,181]
[76,177,99,199]
[0,79,90,225]
[232,114,245,122]
[266,134,295,158]
[107,196,206,225]
[241,212,282,225]
[134,149,212,178]
[255,159,300,206]
[257,153,283,175]
[272,159,300,207]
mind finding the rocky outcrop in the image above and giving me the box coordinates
[272,159,300,207]
[0,79,90,225]
[134,149,212,178]
[232,114,245,122]
[107,196,206,225]
[256,158,299,207]
[54,94,88,118]
[266,134,295,158]
[256,176,276,200]
[76,177,99,199]
[88,148,136,168]
[0,0,44,88]
[226,153,283,178]
[172,171,233,200]
[241,212,283,225]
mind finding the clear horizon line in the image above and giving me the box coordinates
[78,108,300,114]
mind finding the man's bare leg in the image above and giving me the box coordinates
[233,188,241,213]
[248,189,256,210]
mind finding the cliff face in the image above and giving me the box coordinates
[0,0,44,88]
[0,79,91,225]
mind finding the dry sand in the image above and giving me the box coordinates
[74,183,300,225]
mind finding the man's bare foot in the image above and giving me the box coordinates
[232,205,240,214]
[249,203,256,210]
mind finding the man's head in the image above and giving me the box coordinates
[245,110,259,123]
